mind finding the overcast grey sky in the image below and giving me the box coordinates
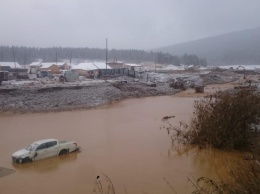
[0,0,260,50]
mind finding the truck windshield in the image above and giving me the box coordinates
[26,143,38,151]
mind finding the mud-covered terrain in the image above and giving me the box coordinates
[0,71,245,114]
[0,81,179,114]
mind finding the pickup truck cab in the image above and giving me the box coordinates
[12,139,79,164]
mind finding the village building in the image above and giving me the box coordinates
[94,62,113,76]
[28,62,42,74]
[29,62,69,75]
[0,62,28,79]
[56,62,70,70]
[107,62,124,69]
[94,62,111,70]
[124,63,144,72]
[0,62,22,70]
[71,63,99,77]
[40,63,60,74]
[71,62,112,78]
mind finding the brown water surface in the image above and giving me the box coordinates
[0,96,240,194]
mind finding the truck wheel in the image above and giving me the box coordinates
[59,149,68,155]
[24,157,32,163]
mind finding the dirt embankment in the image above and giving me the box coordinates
[0,81,179,115]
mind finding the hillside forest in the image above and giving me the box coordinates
[0,46,207,66]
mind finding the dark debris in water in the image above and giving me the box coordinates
[162,115,175,121]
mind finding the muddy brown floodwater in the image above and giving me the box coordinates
[0,96,241,194]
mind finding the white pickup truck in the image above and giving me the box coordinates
[12,139,79,164]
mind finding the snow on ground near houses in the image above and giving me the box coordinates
[1,78,105,89]
[214,64,260,70]
[145,72,202,83]
[156,64,260,71]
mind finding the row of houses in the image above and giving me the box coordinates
[28,62,70,74]
[0,61,145,80]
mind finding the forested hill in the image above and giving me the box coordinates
[156,26,260,65]
[0,46,206,66]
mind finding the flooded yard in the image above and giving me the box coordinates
[0,96,240,194]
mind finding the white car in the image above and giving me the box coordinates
[12,139,79,164]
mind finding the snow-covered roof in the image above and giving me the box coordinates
[29,62,42,66]
[71,63,98,71]
[40,62,67,68]
[0,62,22,69]
[124,63,142,67]
[40,63,58,69]
[94,62,111,69]
[56,62,67,67]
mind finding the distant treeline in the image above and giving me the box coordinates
[0,46,207,66]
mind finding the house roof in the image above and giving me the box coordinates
[93,62,111,69]
[0,62,22,69]
[71,62,112,71]
[40,63,58,69]
[71,63,98,71]
[40,62,67,68]
[124,63,142,67]
[56,62,67,67]
[29,62,42,66]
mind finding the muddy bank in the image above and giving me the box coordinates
[0,81,179,114]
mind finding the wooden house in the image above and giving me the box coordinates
[40,63,60,74]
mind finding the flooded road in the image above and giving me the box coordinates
[0,96,240,194]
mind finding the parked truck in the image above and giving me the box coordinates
[60,70,79,82]
[12,138,80,163]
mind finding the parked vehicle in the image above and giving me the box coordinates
[0,71,8,85]
[12,139,79,163]
[60,70,79,82]
[38,70,52,78]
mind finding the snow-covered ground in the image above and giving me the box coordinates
[211,64,260,70]
[155,64,260,71]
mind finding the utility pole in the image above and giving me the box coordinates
[24,50,27,66]
[0,47,3,61]
[69,50,72,69]
[55,49,58,65]
[154,53,157,72]
[12,46,16,68]
[106,38,108,70]
[12,46,17,79]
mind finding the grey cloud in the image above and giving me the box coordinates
[0,0,260,50]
